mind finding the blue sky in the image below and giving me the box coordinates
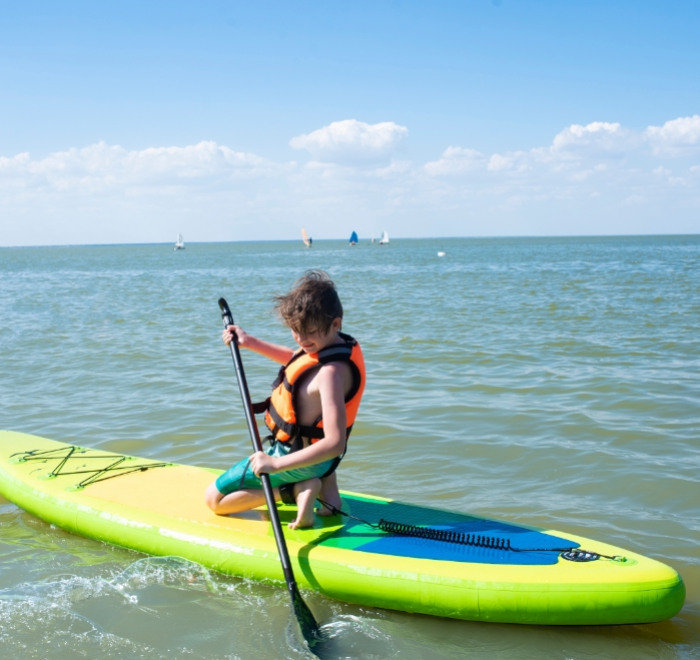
[2,1,699,246]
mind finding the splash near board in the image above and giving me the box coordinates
[0,431,685,625]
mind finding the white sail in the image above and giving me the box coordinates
[174,234,185,250]
[301,228,312,247]
[378,231,389,245]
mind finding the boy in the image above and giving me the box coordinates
[205,270,365,529]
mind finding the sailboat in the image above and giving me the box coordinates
[349,230,358,245]
[378,230,389,245]
[301,228,312,248]
[174,234,185,250]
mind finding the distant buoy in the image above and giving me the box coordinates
[437,251,446,257]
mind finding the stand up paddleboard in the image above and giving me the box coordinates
[0,431,685,625]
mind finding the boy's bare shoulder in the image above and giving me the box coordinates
[316,360,354,391]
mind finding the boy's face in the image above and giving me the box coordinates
[290,317,341,354]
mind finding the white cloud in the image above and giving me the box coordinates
[2,115,700,246]
[0,141,293,245]
[551,121,631,153]
[426,121,648,180]
[424,147,486,175]
[645,115,700,156]
[289,119,408,164]
[487,151,530,172]
[0,141,275,193]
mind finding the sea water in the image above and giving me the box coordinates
[0,236,698,659]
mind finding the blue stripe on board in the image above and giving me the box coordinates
[345,498,577,565]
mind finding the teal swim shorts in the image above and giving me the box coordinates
[214,439,336,495]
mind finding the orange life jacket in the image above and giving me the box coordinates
[260,332,365,453]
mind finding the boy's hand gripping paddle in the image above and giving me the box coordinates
[217,298,325,655]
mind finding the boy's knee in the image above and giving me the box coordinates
[204,483,223,512]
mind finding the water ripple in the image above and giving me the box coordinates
[1,236,699,658]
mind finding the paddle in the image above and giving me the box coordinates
[217,297,324,653]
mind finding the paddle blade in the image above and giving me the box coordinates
[290,584,322,647]
[290,583,338,658]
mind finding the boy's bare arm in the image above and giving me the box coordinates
[223,325,294,364]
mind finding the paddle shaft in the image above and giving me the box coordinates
[217,298,321,646]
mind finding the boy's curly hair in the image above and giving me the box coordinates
[274,270,343,335]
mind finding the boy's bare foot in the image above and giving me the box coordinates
[317,471,342,516]
[288,478,321,529]
[316,499,341,516]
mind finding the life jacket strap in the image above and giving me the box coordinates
[251,398,270,415]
